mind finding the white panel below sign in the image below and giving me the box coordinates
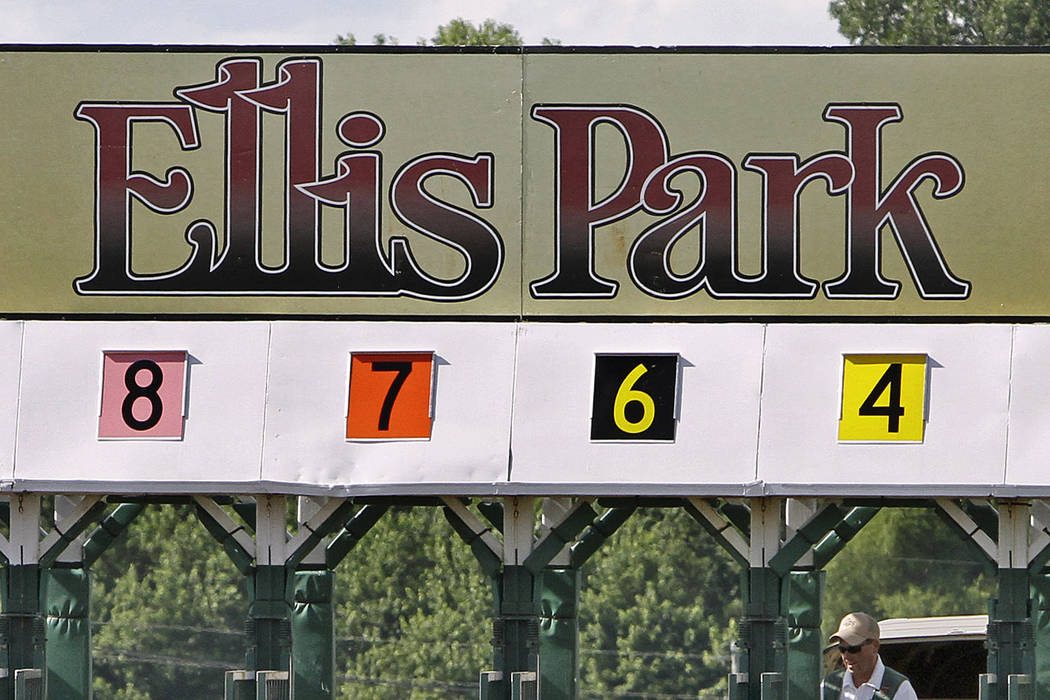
[0,322,22,480]
[509,323,765,487]
[261,322,516,488]
[1004,326,1050,488]
[756,324,1012,491]
[15,322,270,486]
[5,320,1050,496]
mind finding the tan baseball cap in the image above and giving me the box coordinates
[829,612,880,646]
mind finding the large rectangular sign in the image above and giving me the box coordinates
[4,48,1050,317]
[2,319,1050,497]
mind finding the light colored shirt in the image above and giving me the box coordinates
[824,656,919,700]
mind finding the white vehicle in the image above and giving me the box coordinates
[877,615,987,700]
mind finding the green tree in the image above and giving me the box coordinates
[333,505,741,699]
[430,18,523,46]
[91,505,245,699]
[822,507,994,635]
[333,32,399,46]
[829,0,1050,45]
[577,507,740,699]
[334,507,490,700]
[334,18,560,46]
[83,501,742,698]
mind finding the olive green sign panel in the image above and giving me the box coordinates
[1,48,1048,317]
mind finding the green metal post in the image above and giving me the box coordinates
[496,565,538,693]
[479,671,504,700]
[1008,674,1033,700]
[728,671,748,700]
[988,503,1035,700]
[1,495,46,700]
[232,494,292,699]
[245,565,291,676]
[448,497,599,700]
[40,495,112,700]
[990,568,1034,700]
[782,571,823,700]
[739,499,787,700]
[225,671,254,700]
[538,568,578,700]
[0,565,45,700]
[980,674,997,700]
[42,568,90,699]
[511,671,538,700]
[1029,573,1050,700]
[760,672,784,700]
[291,569,334,700]
[741,567,787,700]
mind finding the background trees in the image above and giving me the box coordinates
[577,508,739,700]
[828,0,1050,45]
[91,505,244,700]
[333,17,559,47]
[333,507,490,700]
[86,501,993,698]
[822,507,994,634]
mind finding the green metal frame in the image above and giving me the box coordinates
[445,499,598,700]
[2,492,1044,700]
[196,497,388,700]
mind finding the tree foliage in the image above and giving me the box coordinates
[822,507,994,634]
[577,507,740,699]
[81,500,996,698]
[91,505,245,699]
[333,33,398,46]
[334,18,560,47]
[829,0,1050,45]
[332,505,739,699]
[431,18,523,46]
[334,507,490,700]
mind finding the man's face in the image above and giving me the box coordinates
[840,638,879,680]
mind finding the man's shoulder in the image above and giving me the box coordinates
[879,665,910,698]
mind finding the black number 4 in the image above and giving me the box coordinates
[372,361,412,431]
[858,363,905,433]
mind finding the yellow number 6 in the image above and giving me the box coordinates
[613,363,656,434]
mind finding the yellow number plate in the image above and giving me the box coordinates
[838,354,927,443]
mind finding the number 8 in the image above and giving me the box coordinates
[122,359,164,431]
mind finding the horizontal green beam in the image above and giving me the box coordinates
[595,497,686,509]
[351,496,446,507]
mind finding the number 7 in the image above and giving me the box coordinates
[371,361,413,431]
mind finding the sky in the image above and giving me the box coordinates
[0,0,847,47]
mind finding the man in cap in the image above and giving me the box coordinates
[821,612,917,699]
